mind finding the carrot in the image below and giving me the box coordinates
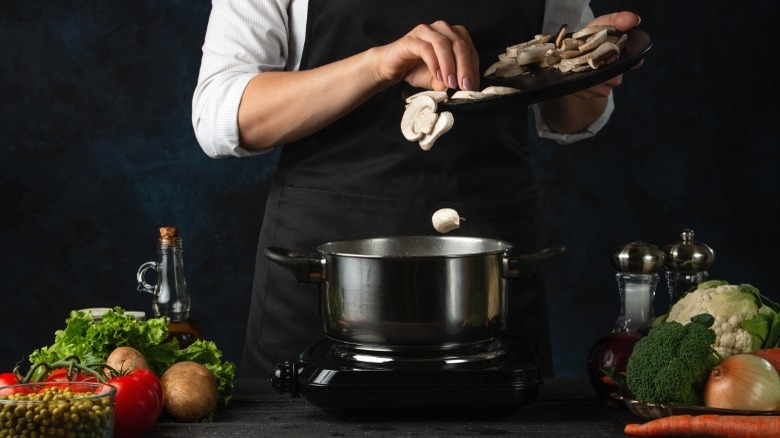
[624,415,780,438]
[749,348,780,374]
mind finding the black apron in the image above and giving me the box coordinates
[240,0,552,378]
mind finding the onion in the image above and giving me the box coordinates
[704,354,780,411]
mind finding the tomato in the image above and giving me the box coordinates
[106,369,164,438]
[127,368,164,407]
[0,372,23,396]
[44,367,100,393]
[45,368,99,383]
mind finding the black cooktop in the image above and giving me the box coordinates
[272,336,542,418]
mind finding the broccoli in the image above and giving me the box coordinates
[626,314,721,406]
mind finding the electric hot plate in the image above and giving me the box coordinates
[272,336,542,418]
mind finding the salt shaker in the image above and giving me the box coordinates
[663,228,715,305]
[610,241,665,333]
[586,241,664,402]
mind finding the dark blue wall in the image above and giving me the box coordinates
[2,1,778,379]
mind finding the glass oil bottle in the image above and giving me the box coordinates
[137,226,204,348]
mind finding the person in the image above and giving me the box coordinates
[192,0,642,378]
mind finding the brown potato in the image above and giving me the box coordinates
[160,361,218,422]
[105,346,151,377]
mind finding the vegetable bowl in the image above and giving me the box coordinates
[610,393,780,420]
[0,381,116,437]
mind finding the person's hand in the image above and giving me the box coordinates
[370,21,480,92]
[571,11,643,99]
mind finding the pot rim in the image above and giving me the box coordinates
[315,235,514,258]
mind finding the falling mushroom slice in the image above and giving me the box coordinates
[419,111,454,151]
[401,95,438,141]
[432,208,462,234]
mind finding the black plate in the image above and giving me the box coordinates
[434,28,652,112]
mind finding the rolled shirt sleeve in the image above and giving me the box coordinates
[192,0,292,158]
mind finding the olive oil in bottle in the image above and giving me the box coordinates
[137,226,204,348]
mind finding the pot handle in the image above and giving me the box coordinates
[264,247,325,283]
[503,244,566,278]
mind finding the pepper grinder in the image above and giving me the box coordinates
[663,228,715,305]
[610,241,665,333]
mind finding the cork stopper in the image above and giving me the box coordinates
[159,226,181,246]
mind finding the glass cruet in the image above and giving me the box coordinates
[137,226,204,347]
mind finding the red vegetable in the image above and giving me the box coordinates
[0,372,23,396]
[43,367,100,392]
[0,372,20,386]
[750,348,780,374]
[129,368,164,407]
[624,414,780,437]
[103,369,164,438]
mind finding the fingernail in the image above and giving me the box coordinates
[436,69,443,82]
[636,15,642,25]
[463,76,475,91]
[447,74,458,90]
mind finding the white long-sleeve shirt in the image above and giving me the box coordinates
[192,0,614,158]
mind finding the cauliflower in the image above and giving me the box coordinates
[663,280,780,354]
[665,283,757,357]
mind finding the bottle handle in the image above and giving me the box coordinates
[137,261,158,294]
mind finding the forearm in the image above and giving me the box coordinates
[237,48,393,151]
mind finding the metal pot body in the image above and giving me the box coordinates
[265,236,563,351]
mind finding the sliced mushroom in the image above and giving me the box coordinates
[554,24,569,49]
[558,49,584,59]
[495,62,526,78]
[405,90,448,105]
[541,48,562,67]
[613,33,629,50]
[482,85,521,95]
[400,95,438,141]
[413,106,439,135]
[450,90,489,100]
[558,37,580,52]
[419,111,454,151]
[572,25,616,39]
[483,23,627,77]
[515,42,556,65]
[578,28,608,52]
[587,41,620,69]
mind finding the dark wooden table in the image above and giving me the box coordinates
[147,378,642,437]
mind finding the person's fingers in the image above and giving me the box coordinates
[449,24,480,90]
[410,21,479,91]
[588,11,641,32]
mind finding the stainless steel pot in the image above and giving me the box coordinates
[265,235,564,352]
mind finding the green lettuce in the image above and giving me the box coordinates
[27,307,235,410]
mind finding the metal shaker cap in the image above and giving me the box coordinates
[611,241,665,274]
[663,228,715,273]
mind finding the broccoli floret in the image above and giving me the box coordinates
[626,314,720,406]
